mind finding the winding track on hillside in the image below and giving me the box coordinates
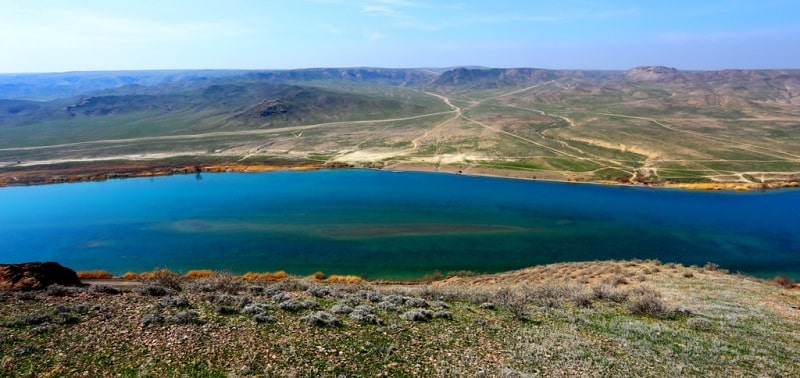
[0,111,457,153]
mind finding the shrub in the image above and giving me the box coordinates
[30,324,58,335]
[703,262,720,271]
[141,313,164,325]
[338,294,362,307]
[774,275,797,288]
[529,284,570,309]
[243,271,289,281]
[591,284,628,303]
[207,272,243,294]
[432,300,449,309]
[55,312,79,325]
[683,271,695,278]
[308,271,327,281]
[89,285,121,295]
[158,296,190,308]
[602,275,629,287]
[279,299,318,312]
[358,290,382,303]
[405,297,429,308]
[349,307,382,325]
[687,318,714,331]
[21,311,52,326]
[494,287,528,321]
[401,309,433,322]
[184,270,215,279]
[377,301,402,312]
[143,269,182,291]
[433,311,454,320]
[243,303,272,315]
[166,310,201,325]
[247,285,265,295]
[122,272,138,280]
[383,294,406,305]
[420,270,444,283]
[327,275,364,283]
[140,285,170,297]
[46,284,72,297]
[569,291,594,308]
[300,311,340,327]
[13,291,38,301]
[329,304,354,314]
[76,270,113,279]
[215,305,239,315]
[628,289,675,319]
[306,286,330,298]
[271,292,292,303]
[253,314,276,324]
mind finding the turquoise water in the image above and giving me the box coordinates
[1,170,798,279]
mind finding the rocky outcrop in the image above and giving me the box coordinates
[625,66,684,82]
[0,262,83,291]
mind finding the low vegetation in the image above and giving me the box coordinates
[2,260,799,376]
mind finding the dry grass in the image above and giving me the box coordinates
[242,271,289,281]
[184,270,216,279]
[326,275,365,283]
[75,270,113,280]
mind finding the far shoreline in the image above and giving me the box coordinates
[0,158,798,191]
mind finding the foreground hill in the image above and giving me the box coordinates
[0,66,798,188]
[1,260,798,376]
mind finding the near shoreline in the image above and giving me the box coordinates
[1,158,798,191]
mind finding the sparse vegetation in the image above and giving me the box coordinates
[1,261,799,376]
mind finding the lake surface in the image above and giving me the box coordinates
[1,170,798,279]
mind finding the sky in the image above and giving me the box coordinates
[1,0,799,73]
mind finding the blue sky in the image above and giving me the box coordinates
[1,0,798,73]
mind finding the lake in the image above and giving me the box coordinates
[1,169,798,279]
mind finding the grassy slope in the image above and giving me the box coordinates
[2,260,798,377]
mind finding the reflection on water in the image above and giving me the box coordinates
[1,170,798,279]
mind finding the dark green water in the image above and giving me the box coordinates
[1,170,798,279]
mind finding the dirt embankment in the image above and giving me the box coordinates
[0,160,352,187]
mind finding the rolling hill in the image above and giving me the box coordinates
[0,66,798,188]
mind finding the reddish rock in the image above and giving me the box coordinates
[0,262,83,291]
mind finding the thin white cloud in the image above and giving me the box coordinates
[364,31,388,42]
[0,8,253,49]
[362,5,397,16]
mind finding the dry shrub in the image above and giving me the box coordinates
[122,272,138,280]
[327,275,364,283]
[141,269,182,291]
[627,286,677,319]
[76,270,113,279]
[773,276,797,288]
[185,270,215,279]
[495,287,529,321]
[308,271,327,281]
[243,271,289,281]
[591,284,628,303]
